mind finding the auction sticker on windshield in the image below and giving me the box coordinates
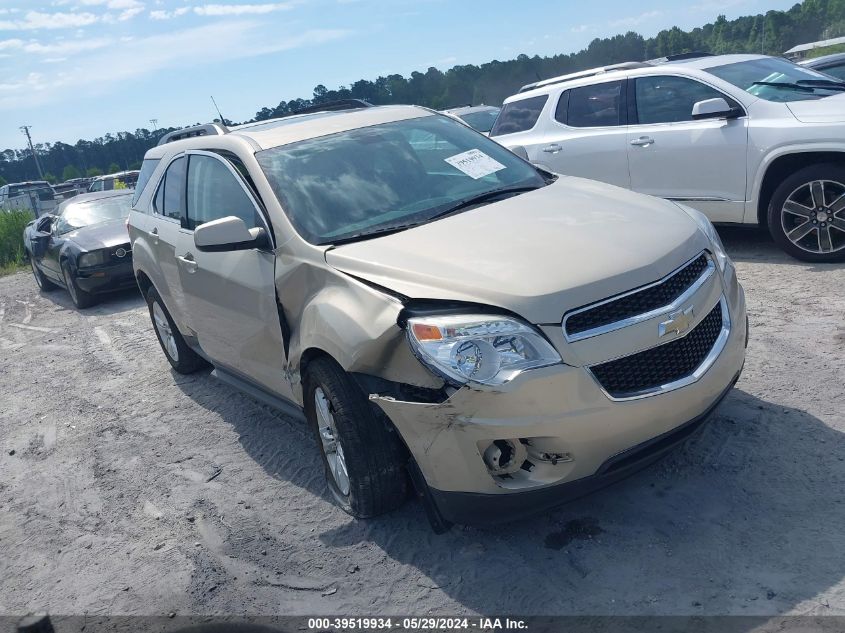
[445,149,506,179]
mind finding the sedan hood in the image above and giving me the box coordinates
[326,177,709,324]
[787,94,845,122]
[65,218,130,252]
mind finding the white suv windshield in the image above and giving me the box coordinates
[257,115,547,244]
[706,57,845,102]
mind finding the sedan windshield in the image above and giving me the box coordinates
[56,194,132,235]
[256,115,547,244]
[706,57,845,102]
[458,108,501,133]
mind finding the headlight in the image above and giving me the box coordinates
[77,250,108,268]
[406,314,561,386]
[676,204,729,272]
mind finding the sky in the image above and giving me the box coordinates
[0,0,799,150]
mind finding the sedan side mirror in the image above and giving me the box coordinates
[691,97,743,120]
[194,215,269,252]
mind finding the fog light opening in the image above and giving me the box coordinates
[482,439,528,476]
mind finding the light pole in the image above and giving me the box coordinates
[20,125,45,181]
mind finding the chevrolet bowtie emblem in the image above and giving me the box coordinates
[659,306,695,338]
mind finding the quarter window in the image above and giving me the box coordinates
[132,158,161,206]
[635,76,736,124]
[567,81,625,128]
[185,155,259,231]
[489,95,548,136]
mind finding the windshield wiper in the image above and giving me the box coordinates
[796,79,845,90]
[751,81,816,92]
[321,184,543,246]
[424,184,543,223]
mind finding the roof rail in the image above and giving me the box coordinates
[649,52,714,64]
[289,99,373,116]
[157,123,229,146]
[518,62,651,93]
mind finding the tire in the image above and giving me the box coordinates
[145,286,207,374]
[29,254,57,291]
[767,163,845,263]
[61,260,96,308]
[304,357,408,518]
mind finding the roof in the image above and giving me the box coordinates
[802,52,845,67]
[92,170,139,181]
[785,36,845,55]
[148,105,434,156]
[440,105,500,115]
[56,189,132,214]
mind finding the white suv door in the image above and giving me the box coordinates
[626,74,749,222]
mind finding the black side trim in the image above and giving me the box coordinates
[427,374,739,526]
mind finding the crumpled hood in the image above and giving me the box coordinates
[326,177,709,324]
[787,94,845,122]
[66,218,130,252]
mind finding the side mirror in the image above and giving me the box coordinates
[194,216,269,252]
[692,98,743,120]
[35,215,54,234]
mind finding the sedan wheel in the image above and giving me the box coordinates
[781,179,845,256]
[152,300,179,363]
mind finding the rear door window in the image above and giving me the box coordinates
[489,95,548,136]
[567,81,625,127]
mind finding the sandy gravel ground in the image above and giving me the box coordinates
[1,227,844,618]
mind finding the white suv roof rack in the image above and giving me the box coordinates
[157,123,229,146]
[518,62,651,93]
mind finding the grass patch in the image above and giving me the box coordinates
[0,210,35,275]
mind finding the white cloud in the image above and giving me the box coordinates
[0,11,100,31]
[0,20,351,109]
[193,3,294,16]
[149,7,190,19]
[78,0,144,8]
[610,10,662,29]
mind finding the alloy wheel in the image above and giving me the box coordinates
[152,301,179,362]
[781,179,845,255]
[63,266,79,304]
[30,257,42,289]
[314,387,351,497]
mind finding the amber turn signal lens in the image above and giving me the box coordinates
[412,323,442,341]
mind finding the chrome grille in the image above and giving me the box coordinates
[590,300,724,399]
[564,253,711,341]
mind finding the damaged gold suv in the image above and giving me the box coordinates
[129,103,747,531]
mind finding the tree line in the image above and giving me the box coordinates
[2,0,844,186]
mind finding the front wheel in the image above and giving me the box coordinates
[61,261,96,308]
[767,164,845,263]
[304,357,409,518]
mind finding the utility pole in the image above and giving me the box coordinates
[20,125,45,181]
[149,118,158,132]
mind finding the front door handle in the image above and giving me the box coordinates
[177,253,198,273]
[630,136,655,147]
[542,143,563,153]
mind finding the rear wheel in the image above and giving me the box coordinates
[768,164,845,262]
[304,357,408,518]
[146,286,207,374]
[29,254,57,291]
[61,261,96,308]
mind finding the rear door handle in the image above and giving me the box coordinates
[177,253,198,273]
[150,226,159,244]
[542,143,563,153]
[630,136,655,147]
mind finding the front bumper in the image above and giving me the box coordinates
[372,272,747,525]
[76,260,136,294]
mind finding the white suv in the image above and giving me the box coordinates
[491,54,845,262]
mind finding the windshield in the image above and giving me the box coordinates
[56,194,132,235]
[256,115,546,244]
[706,57,844,102]
[458,108,501,133]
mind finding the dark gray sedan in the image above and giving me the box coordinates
[23,190,135,308]
[801,52,845,80]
